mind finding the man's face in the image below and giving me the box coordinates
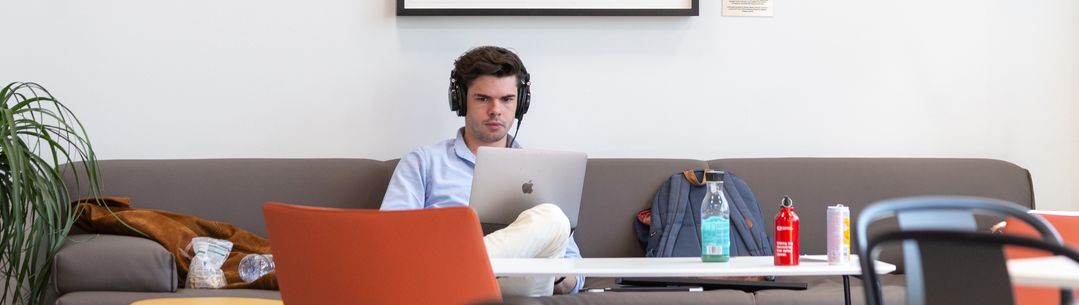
[463,75,519,145]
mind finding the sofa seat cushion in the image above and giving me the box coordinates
[565,275,903,305]
[54,234,176,295]
[56,288,280,305]
[506,289,756,305]
[753,274,906,305]
[55,289,280,305]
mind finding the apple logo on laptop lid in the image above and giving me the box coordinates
[522,180,534,194]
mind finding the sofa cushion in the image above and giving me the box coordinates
[573,159,709,258]
[54,234,176,295]
[55,289,280,305]
[574,275,904,305]
[508,289,755,305]
[753,274,906,305]
[63,159,394,238]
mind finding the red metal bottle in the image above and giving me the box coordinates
[774,196,800,266]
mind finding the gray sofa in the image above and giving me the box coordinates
[51,158,1034,305]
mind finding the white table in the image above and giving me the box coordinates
[1008,256,1079,288]
[491,255,896,305]
[491,255,895,277]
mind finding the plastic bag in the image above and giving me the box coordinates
[184,237,233,289]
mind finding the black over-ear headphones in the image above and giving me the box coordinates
[448,71,531,121]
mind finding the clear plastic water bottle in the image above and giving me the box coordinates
[238,254,275,283]
[701,170,730,262]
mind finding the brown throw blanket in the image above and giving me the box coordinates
[74,197,278,290]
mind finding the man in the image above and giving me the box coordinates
[380,46,585,296]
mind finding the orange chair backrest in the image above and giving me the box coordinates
[1003,211,1079,305]
[264,202,501,305]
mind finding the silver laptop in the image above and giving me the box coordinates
[470,147,587,229]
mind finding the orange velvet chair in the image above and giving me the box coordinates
[1003,211,1079,305]
[263,202,501,305]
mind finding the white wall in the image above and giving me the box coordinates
[2,0,1076,209]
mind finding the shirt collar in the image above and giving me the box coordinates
[453,128,476,165]
[452,127,521,165]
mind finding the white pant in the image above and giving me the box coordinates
[483,203,571,297]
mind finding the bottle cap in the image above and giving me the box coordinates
[781,196,794,208]
[704,171,723,183]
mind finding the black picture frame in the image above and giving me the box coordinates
[397,0,699,16]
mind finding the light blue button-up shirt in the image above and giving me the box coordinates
[380,128,585,293]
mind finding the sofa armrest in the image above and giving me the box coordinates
[53,234,177,294]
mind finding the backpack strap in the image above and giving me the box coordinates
[661,175,694,256]
[725,172,774,256]
[683,170,706,186]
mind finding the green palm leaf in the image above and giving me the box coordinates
[0,82,103,305]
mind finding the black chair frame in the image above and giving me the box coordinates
[856,196,1076,305]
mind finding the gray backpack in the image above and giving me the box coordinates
[638,170,774,257]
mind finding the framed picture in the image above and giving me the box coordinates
[397,0,699,16]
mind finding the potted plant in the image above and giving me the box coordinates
[0,82,102,305]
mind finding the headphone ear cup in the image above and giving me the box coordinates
[516,88,530,120]
[448,82,458,114]
[456,84,467,117]
[449,74,466,117]
[515,75,531,121]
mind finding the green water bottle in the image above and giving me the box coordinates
[701,170,730,262]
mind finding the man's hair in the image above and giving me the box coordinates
[452,46,528,90]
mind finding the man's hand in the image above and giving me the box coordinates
[553,276,578,294]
